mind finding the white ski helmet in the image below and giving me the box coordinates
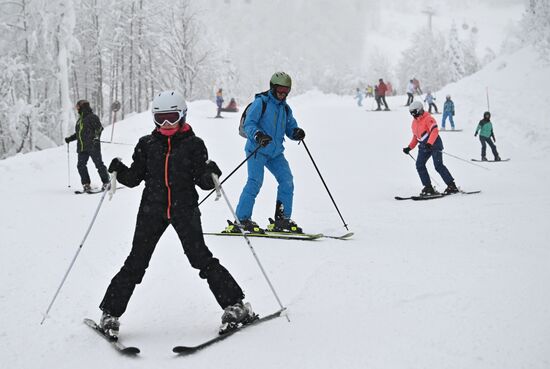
[152,91,187,126]
[409,100,424,118]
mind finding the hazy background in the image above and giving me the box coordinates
[0,0,531,159]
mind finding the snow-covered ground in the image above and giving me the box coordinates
[1,46,549,368]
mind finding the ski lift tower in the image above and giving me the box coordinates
[421,7,436,32]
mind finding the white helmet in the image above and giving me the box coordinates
[408,100,424,118]
[152,91,187,126]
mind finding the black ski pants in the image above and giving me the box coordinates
[480,136,499,158]
[377,95,389,110]
[100,206,244,317]
[77,148,110,185]
[406,93,414,106]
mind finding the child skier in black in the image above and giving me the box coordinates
[98,91,256,337]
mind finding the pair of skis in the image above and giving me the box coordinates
[84,308,285,356]
[395,190,481,201]
[204,231,353,241]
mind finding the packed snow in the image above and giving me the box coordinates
[1,46,549,369]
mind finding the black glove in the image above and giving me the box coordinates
[293,128,305,140]
[474,133,478,137]
[108,158,125,173]
[403,147,411,154]
[452,111,455,116]
[425,143,433,151]
[205,160,222,177]
[254,131,272,147]
[64,137,71,144]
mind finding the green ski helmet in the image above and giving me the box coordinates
[270,72,292,89]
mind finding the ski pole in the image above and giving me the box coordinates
[407,152,441,188]
[66,143,71,188]
[198,145,262,206]
[441,150,490,171]
[100,140,133,146]
[41,188,110,325]
[486,87,490,111]
[211,174,289,321]
[301,140,349,231]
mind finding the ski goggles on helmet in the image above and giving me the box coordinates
[153,110,185,126]
[275,85,291,95]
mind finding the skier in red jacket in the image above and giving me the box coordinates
[402,101,459,196]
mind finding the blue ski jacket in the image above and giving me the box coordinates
[242,91,300,157]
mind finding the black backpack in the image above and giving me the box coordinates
[239,91,289,138]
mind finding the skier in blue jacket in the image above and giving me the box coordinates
[441,95,455,130]
[229,72,306,234]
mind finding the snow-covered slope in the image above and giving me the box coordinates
[1,46,549,369]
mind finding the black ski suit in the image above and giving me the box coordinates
[99,123,244,317]
[65,106,109,185]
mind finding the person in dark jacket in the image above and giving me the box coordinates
[65,100,110,192]
[474,111,501,161]
[98,91,256,338]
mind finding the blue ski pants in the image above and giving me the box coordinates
[416,143,454,187]
[441,112,455,129]
[236,151,294,221]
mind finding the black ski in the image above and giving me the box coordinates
[173,309,285,356]
[83,318,140,355]
[74,189,104,195]
[395,190,481,201]
[471,158,510,162]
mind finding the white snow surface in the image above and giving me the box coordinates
[1,46,549,369]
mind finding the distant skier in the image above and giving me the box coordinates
[221,98,239,112]
[441,95,456,130]
[366,85,374,98]
[412,77,423,95]
[230,72,306,234]
[215,88,224,118]
[64,99,110,193]
[406,79,415,106]
[375,78,390,111]
[98,91,256,338]
[402,101,459,196]
[424,91,439,114]
[355,88,364,107]
[474,111,501,161]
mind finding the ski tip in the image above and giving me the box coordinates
[173,346,193,355]
[122,347,141,355]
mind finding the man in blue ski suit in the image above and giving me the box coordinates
[232,72,306,234]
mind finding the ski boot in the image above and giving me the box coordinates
[223,219,265,234]
[443,181,459,195]
[481,156,488,161]
[82,183,92,193]
[99,311,120,339]
[419,184,439,197]
[219,301,258,335]
[494,155,501,162]
[267,217,303,234]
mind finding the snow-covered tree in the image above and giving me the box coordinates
[521,0,550,62]
[446,23,466,82]
[396,27,450,93]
